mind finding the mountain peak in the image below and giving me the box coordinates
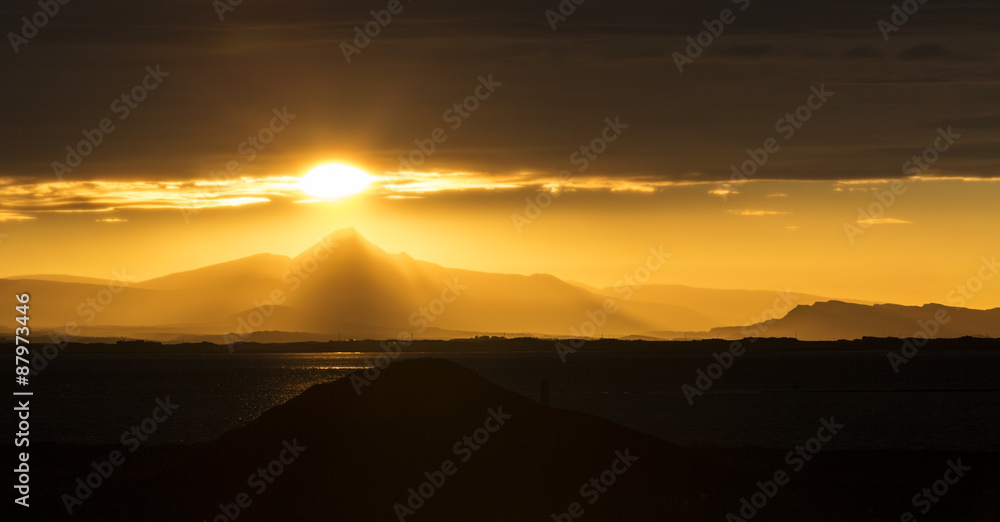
[323,227,378,247]
[295,228,384,262]
[326,227,362,240]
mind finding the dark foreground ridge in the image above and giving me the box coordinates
[13,358,1000,521]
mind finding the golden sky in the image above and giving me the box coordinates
[2,0,998,310]
[2,170,998,309]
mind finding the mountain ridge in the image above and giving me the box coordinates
[3,229,995,341]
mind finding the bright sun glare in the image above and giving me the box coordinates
[299,163,376,199]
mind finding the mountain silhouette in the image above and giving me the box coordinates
[16,358,998,521]
[594,284,869,328]
[2,229,996,341]
[29,358,718,521]
[135,253,292,291]
[708,300,1000,340]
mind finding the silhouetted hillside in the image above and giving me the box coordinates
[13,358,998,521]
[709,301,1000,340]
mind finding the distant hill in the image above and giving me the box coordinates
[707,300,1000,340]
[133,253,292,291]
[594,284,868,328]
[0,229,712,339]
[2,228,994,341]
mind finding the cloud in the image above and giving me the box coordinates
[0,179,287,214]
[0,172,719,217]
[727,210,791,216]
[0,212,36,222]
[709,187,739,197]
[2,1,1000,185]
[856,218,912,225]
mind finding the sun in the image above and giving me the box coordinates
[299,163,376,199]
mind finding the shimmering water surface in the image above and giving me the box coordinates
[8,350,999,450]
